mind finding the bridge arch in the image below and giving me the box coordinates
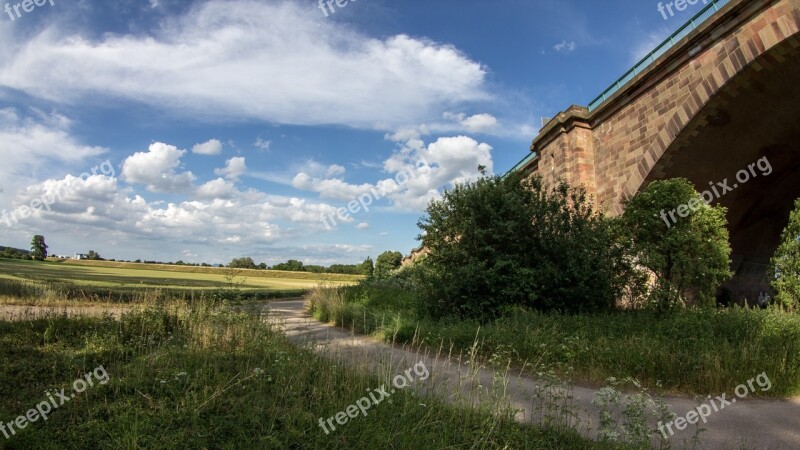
[519,0,800,301]
[639,34,800,301]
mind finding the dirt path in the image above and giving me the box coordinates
[265,299,800,450]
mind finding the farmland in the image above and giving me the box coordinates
[0,258,359,291]
[0,258,361,306]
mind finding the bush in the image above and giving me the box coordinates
[772,197,800,311]
[417,174,641,320]
[374,251,403,279]
[619,178,731,308]
[228,257,258,270]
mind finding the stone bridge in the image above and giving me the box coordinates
[512,0,800,301]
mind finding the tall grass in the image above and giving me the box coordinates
[308,285,800,397]
[0,300,608,449]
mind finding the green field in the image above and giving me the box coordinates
[0,259,358,303]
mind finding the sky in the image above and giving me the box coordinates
[0,0,706,266]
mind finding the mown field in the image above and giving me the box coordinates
[0,259,358,296]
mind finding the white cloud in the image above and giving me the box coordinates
[292,135,493,212]
[386,128,424,142]
[356,222,369,230]
[0,1,489,130]
[388,112,502,141]
[122,142,196,193]
[215,157,247,181]
[0,108,107,205]
[553,40,577,53]
[459,113,498,133]
[254,137,271,151]
[192,139,223,155]
[196,178,237,199]
[326,164,346,177]
[7,171,347,247]
[291,173,373,201]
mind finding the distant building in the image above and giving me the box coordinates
[73,253,89,260]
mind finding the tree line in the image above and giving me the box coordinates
[226,251,404,279]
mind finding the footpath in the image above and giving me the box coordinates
[265,299,800,450]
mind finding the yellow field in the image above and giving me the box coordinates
[0,258,360,292]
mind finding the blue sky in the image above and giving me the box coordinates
[0,0,701,265]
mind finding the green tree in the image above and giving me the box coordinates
[273,259,305,272]
[619,178,732,308]
[771,198,800,311]
[418,174,639,319]
[358,257,375,277]
[229,257,257,270]
[374,251,403,280]
[86,250,102,260]
[30,235,48,261]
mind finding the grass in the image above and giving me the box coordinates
[0,300,611,449]
[0,258,357,297]
[307,284,800,398]
[0,277,306,307]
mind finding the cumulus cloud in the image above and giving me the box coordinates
[215,157,247,181]
[121,142,196,193]
[7,170,346,248]
[192,139,223,155]
[356,222,369,230]
[327,164,346,177]
[292,173,373,201]
[291,135,493,212]
[0,1,489,129]
[195,178,237,199]
[443,112,498,133]
[386,111,504,143]
[387,135,492,210]
[461,113,498,132]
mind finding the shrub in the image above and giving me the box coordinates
[771,198,800,311]
[417,174,641,319]
[374,251,403,279]
[619,178,732,308]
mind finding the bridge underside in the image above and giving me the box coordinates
[643,38,800,302]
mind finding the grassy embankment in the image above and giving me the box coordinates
[0,300,611,449]
[308,284,800,398]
